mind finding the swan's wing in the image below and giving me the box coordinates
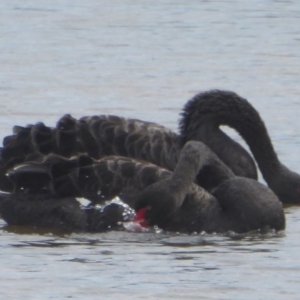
[0,114,180,192]
[7,153,172,206]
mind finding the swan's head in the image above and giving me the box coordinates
[134,178,185,228]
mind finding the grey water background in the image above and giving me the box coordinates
[0,1,300,299]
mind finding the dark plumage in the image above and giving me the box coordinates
[7,153,172,207]
[0,89,299,205]
[0,91,256,194]
[0,193,132,233]
[0,193,87,231]
[180,90,300,204]
[134,141,285,233]
[2,141,285,234]
[0,114,180,192]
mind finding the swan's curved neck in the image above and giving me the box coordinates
[170,141,234,194]
[180,90,280,183]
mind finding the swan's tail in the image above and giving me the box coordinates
[0,115,81,192]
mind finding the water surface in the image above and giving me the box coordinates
[0,1,300,299]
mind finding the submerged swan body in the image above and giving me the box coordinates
[0,193,133,232]
[1,141,285,233]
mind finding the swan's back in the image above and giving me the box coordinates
[8,153,172,207]
[0,114,180,193]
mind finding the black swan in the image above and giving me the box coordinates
[180,90,300,205]
[0,89,299,204]
[0,91,256,194]
[2,141,285,233]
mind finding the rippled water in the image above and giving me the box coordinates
[1,1,300,299]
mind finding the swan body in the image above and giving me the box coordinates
[134,141,284,232]
[0,115,180,192]
[0,192,131,232]
[180,90,300,204]
[0,94,257,194]
[2,141,285,233]
[0,89,298,205]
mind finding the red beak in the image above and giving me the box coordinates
[133,208,149,228]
